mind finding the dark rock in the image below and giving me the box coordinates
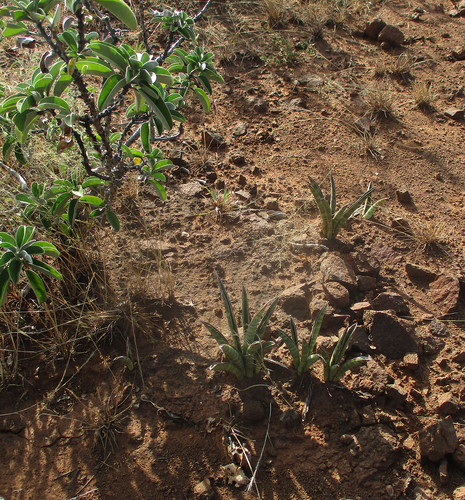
[351,425,401,485]
[280,283,310,320]
[290,98,307,108]
[439,458,449,485]
[403,352,419,370]
[202,129,226,149]
[396,186,412,203]
[380,41,391,51]
[233,122,248,136]
[169,147,186,166]
[230,151,246,165]
[352,360,393,395]
[206,171,217,181]
[179,182,204,198]
[371,292,410,315]
[319,253,357,294]
[279,409,301,428]
[419,416,458,462]
[238,174,247,186]
[323,282,350,308]
[429,275,460,315]
[361,405,377,425]
[350,326,371,352]
[406,263,437,282]
[357,275,377,291]
[444,108,465,120]
[254,99,269,113]
[452,445,465,472]
[429,318,448,336]
[437,393,460,415]
[378,25,405,46]
[251,166,261,176]
[364,18,386,40]
[365,310,420,359]
[386,384,408,409]
[452,46,465,60]
[348,252,380,277]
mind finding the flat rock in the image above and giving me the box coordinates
[179,182,204,197]
[386,384,408,409]
[419,416,458,462]
[406,263,437,282]
[444,108,465,120]
[194,478,214,499]
[371,243,403,266]
[323,281,350,308]
[403,352,419,370]
[233,121,248,136]
[371,292,410,315]
[429,318,448,336]
[351,301,372,321]
[429,275,460,315]
[319,253,357,294]
[290,98,307,108]
[378,25,404,46]
[364,18,386,40]
[364,310,419,359]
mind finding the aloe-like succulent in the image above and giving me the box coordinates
[0,225,62,306]
[308,172,376,240]
[276,307,326,376]
[203,275,278,379]
[319,323,370,382]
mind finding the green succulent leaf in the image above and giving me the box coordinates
[29,258,62,280]
[209,362,244,380]
[92,0,137,29]
[106,210,120,231]
[221,344,245,375]
[0,268,10,307]
[8,258,22,284]
[25,269,47,303]
[216,274,240,353]
[276,327,300,369]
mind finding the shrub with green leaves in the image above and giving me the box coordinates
[202,275,278,380]
[0,0,223,220]
[308,172,375,240]
[318,323,370,382]
[0,225,62,305]
[276,307,326,376]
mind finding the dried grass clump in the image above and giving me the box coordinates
[361,81,398,118]
[394,217,447,253]
[412,80,437,109]
[262,0,286,27]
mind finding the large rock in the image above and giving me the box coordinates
[364,310,420,359]
[280,283,310,320]
[429,275,460,315]
[323,282,350,308]
[348,251,380,277]
[370,292,410,315]
[419,416,458,462]
[351,359,393,395]
[351,424,401,485]
[406,263,437,282]
[364,18,386,40]
[378,25,404,46]
[319,254,357,294]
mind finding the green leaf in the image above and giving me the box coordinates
[0,268,10,307]
[331,356,370,382]
[136,83,173,131]
[0,251,15,267]
[202,321,230,348]
[89,41,129,72]
[308,306,326,354]
[8,258,22,284]
[221,344,245,375]
[79,195,105,206]
[216,274,240,353]
[209,362,244,380]
[276,327,300,369]
[2,137,16,161]
[68,198,78,226]
[92,0,137,29]
[256,297,279,340]
[29,258,62,280]
[51,192,72,216]
[97,73,126,111]
[193,87,210,113]
[113,355,134,370]
[16,225,34,247]
[3,22,28,37]
[140,121,151,153]
[0,232,17,247]
[27,241,60,258]
[13,110,39,143]
[53,74,73,97]
[330,323,358,368]
[75,58,113,78]
[150,179,166,200]
[37,96,70,116]
[241,286,250,338]
[25,270,47,303]
[106,210,120,231]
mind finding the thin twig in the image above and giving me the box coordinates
[0,160,28,191]
[247,402,272,495]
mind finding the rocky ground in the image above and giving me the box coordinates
[1,0,465,499]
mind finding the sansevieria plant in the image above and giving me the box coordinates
[276,307,326,376]
[308,172,376,240]
[0,225,62,306]
[203,274,278,379]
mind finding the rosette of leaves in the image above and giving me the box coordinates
[202,275,278,380]
[308,172,376,240]
[275,307,326,376]
[0,225,62,306]
[319,323,370,382]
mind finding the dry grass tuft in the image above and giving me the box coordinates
[411,80,437,109]
[361,81,398,118]
[394,217,447,253]
[262,0,286,27]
